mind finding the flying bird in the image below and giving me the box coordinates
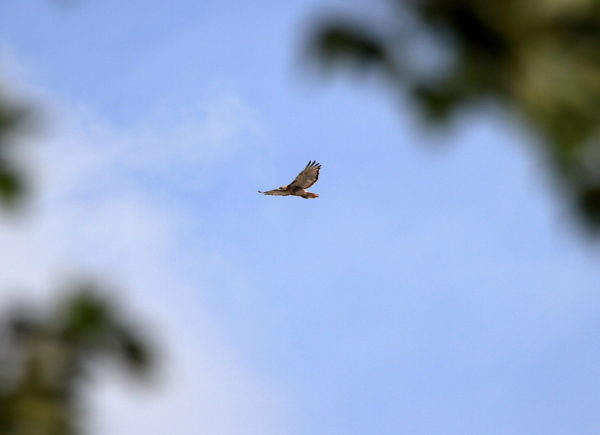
[258,161,322,199]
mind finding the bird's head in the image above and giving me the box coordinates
[279,185,288,191]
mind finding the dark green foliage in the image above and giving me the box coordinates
[309,0,600,234]
[0,92,30,209]
[309,21,387,71]
[0,169,25,206]
[0,286,154,435]
[577,186,600,231]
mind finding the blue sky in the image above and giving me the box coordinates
[1,1,600,434]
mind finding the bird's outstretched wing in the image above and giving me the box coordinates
[258,189,288,196]
[288,161,321,189]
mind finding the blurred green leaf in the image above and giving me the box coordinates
[0,90,33,210]
[309,21,387,70]
[0,168,26,207]
[308,0,600,235]
[0,286,155,435]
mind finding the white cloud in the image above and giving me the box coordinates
[0,80,285,434]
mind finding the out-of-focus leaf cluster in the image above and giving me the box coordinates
[0,87,31,209]
[0,285,154,435]
[308,0,600,234]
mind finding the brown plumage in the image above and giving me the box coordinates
[258,161,322,199]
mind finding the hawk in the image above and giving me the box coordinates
[258,161,322,199]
